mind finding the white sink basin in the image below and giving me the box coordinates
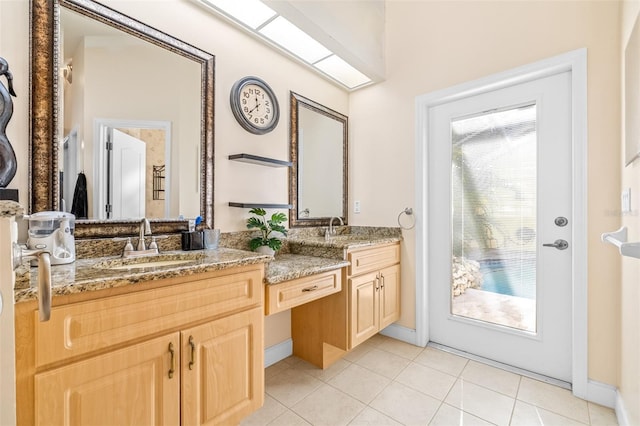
[93,252,204,271]
[105,259,195,270]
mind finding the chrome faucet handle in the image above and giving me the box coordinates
[113,237,134,254]
[124,237,134,252]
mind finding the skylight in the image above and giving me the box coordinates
[197,0,373,90]
[314,55,371,89]
[259,16,332,64]
[199,0,276,29]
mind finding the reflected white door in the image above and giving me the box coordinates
[428,71,572,382]
[110,128,146,218]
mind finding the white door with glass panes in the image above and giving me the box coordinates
[427,71,572,382]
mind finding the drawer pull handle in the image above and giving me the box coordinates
[189,336,196,370]
[380,274,385,289]
[168,342,175,379]
[302,285,318,292]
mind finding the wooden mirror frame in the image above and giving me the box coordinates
[289,92,348,228]
[30,0,214,238]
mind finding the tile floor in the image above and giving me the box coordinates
[242,334,618,426]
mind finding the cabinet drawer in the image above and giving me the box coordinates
[348,243,400,276]
[266,270,342,315]
[35,266,263,367]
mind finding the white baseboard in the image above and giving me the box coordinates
[586,379,617,408]
[264,338,293,368]
[616,390,631,426]
[379,324,421,347]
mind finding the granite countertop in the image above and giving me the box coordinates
[14,249,349,303]
[287,235,402,249]
[263,232,402,285]
[286,233,402,260]
[15,248,271,303]
[265,254,349,285]
[14,227,403,303]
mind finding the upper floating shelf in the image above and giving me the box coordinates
[228,154,292,168]
[601,226,640,259]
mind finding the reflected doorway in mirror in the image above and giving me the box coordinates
[92,119,176,220]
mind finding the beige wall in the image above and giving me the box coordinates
[620,1,640,423]
[0,0,627,391]
[349,0,621,386]
[0,0,347,349]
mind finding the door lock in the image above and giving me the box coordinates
[543,239,569,250]
[554,217,568,227]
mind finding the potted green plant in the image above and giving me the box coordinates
[246,208,288,255]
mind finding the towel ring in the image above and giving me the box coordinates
[397,207,415,230]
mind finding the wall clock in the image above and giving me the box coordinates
[230,76,279,135]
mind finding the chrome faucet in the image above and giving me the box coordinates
[328,216,344,236]
[120,218,159,258]
[137,218,151,251]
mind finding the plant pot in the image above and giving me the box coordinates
[255,246,275,256]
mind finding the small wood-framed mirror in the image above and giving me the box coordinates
[289,92,348,227]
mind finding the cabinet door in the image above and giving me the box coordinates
[34,333,180,425]
[379,264,401,329]
[349,271,380,348]
[182,307,264,426]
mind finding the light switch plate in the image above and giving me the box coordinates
[354,200,361,214]
[622,188,631,213]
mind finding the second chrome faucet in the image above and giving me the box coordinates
[325,216,344,240]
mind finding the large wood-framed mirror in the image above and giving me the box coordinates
[289,92,348,227]
[30,0,214,238]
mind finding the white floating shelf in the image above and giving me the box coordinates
[601,226,640,259]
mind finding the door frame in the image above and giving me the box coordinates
[414,49,588,398]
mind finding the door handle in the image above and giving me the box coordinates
[543,239,569,250]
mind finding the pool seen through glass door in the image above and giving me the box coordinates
[450,104,537,332]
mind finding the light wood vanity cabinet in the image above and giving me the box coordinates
[181,306,263,425]
[17,264,265,426]
[35,333,181,424]
[348,245,401,348]
[292,242,400,368]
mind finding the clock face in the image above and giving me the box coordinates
[239,83,275,129]
[230,77,280,134]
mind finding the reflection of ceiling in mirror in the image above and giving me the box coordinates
[61,8,146,62]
